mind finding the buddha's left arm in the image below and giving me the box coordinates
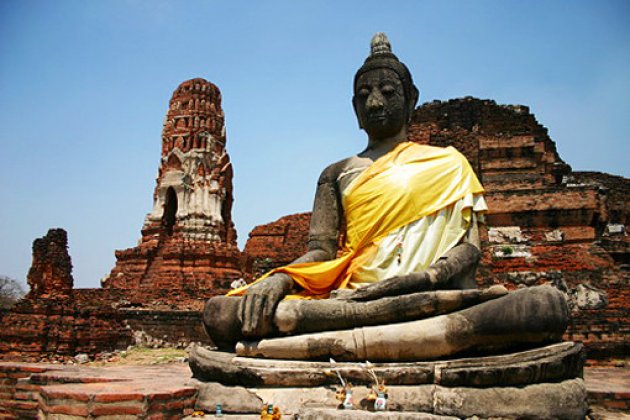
[346,212,482,301]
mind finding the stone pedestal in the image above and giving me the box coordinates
[189,341,588,418]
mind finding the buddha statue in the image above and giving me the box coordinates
[201,33,568,362]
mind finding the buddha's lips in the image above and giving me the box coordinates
[367,114,388,123]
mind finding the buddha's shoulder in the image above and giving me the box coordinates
[317,155,371,185]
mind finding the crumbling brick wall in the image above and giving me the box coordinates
[243,212,311,279]
[0,230,131,362]
[26,228,73,299]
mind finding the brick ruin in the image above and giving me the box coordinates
[411,98,628,359]
[245,97,629,360]
[0,229,129,362]
[103,78,242,300]
[1,84,626,363]
[0,79,245,361]
[26,229,73,300]
[243,212,312,279]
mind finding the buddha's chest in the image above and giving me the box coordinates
[336,156,373,196]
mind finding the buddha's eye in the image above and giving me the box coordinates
[381,84,395,95]
[358,88,370,97]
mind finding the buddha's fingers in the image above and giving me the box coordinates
[351,272,431,301]
[238,294,249,334]
[348,283,387,301]
[261,294,278,335]
[240,293,264,337]
[202,296,243,349]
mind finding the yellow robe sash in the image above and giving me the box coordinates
[228,141,484,298]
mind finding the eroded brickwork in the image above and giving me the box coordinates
[0,231,131,362]
[104,78,242,297]
[243,212,311,278]
[244,98,629,359]
[408,97,571,189]
[1,79,244,362]
[0,298,130,362]
[26,229,73,299]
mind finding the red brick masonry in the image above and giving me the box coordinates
[0,362,626,418]
[0,363,196,419]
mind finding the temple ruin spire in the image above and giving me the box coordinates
[104,78,242,293]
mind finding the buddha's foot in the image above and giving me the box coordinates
[235,285,568,362]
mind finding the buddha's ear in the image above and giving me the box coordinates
[352,95,363,129]
[407,85,419,119]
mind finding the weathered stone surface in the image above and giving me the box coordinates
[204,286,508,347]
[191,379,587,418]
[190,341,583,388]
[235,286,568,362]
[191,379,262,413]
[573,284,608,310]
[274,286,507,335]
[433,378,588,419]
[189,379,588,418]
[257,379,587,418]
[297,409,457,419]
[256,387,337,415]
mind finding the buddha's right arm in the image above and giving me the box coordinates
[264,172,342,291]
[240,169,342,337]
[302,175,342,262]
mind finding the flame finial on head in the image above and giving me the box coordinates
[370,32,392,56]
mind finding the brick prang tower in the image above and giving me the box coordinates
[104,78,242,296]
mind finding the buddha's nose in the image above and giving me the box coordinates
[366,91,384,111]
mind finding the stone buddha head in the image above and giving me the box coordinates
[353,33,419,140]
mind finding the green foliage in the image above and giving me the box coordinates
[500,246,514,255]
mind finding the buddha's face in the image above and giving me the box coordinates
[353,68,408,140]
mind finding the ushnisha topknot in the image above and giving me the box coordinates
[354,32,419,108]
[370,32,393,56]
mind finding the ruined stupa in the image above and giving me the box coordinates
[104,78,242,294]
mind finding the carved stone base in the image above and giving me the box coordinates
[190,378,587,419]
[190,341,583,387]
[189,342,587,418]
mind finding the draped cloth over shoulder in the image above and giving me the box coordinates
[228,142,485,299]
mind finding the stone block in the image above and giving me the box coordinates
[573,284,608,310]
[297,409,457,419]
[488,226,526,243]
[192,380,262,413]
[433,378,587,419]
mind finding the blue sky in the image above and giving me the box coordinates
[1,0,628,288]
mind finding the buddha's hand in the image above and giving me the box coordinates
[239,273,293,338]
[345,271,431,301]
